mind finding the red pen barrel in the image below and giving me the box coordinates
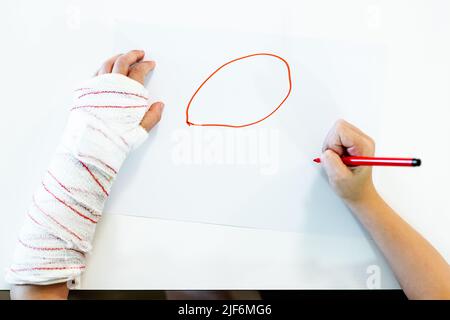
[341,157,421,167]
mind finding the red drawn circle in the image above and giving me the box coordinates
[185,53,292,128]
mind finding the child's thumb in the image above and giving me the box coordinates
[140,102,165,132]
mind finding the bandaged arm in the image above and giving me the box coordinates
[6,73,159,286]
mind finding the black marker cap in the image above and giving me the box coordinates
[412,158,421,167]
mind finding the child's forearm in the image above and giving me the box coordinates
[10,282,69,300]
[346,190,450,299]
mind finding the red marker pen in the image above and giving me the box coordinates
[313,156,421,167]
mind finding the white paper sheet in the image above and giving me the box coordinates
[105,24,385,234]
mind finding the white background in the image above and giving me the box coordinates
[0,0,449,289]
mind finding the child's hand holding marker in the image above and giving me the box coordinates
[318,119,378,203]
[317,120,450,300]
[316,119,421,202]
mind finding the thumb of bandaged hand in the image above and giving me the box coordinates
[6,74,152,286]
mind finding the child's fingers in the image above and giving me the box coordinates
[140,102,165,132]
[96,53,122,76]
[321,149,351,181]
[128,61,156,85]
[322,119,374,157]
[111,50,145,75]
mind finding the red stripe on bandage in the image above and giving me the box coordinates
[78,202,102,217]
[27,212,44,227]
[78,153,118,174]
[18,239,63,251]
[32,197,84,241]
[77,90,147,100]
[79,160,109,197]
[10,265,86,272]
[25,214,82,244]
[70,104,147,111]
[119,136,130,147]
[68,187,103,198]
[47,170,71,194]
[48,170,105,213]
[18,239,84,255]
[86,124,129,149]
[73,110,131,148]
[41,183,98,224]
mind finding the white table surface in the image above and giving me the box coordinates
[1,0,449,289]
